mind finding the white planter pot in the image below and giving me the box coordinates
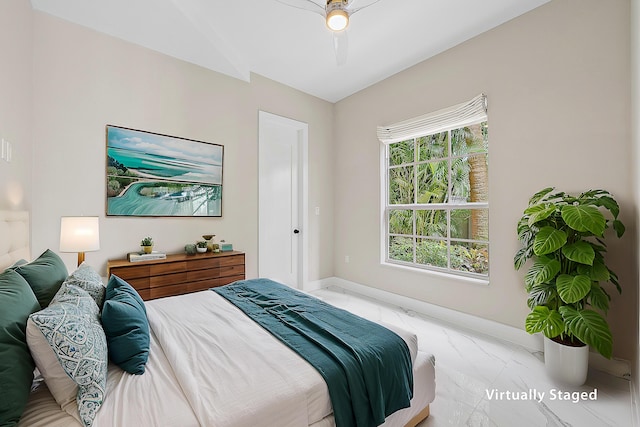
[543,336,589,387]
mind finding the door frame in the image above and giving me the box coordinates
[258,111,309,289]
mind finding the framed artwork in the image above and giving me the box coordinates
[106,125,223,217]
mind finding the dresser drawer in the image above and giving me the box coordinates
[187,278,219,293]
[126,277,150,291]
[216,275,245,287]
[187,269,217,281]
[219,254,245,267]
[150,271,188,288]
[188,257,223,271]
[150,261,187,275]
[149,283,190,300]
[218,265,245,278]
[137,289,151,300]
[109,264,150,280]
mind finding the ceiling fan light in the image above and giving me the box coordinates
[326,9,349,32]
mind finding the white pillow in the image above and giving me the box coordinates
[26,318,81,421]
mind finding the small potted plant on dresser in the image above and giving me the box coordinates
[196,241,208,253]
[514,188,625,386]
[140,236,154,254]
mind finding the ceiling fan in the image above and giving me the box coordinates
[276,0,382,65]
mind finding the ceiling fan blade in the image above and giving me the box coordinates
[347,0,382,14]
[333,31,348,66]
[275,0,325,16]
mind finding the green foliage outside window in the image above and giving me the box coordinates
[386,122,489,277]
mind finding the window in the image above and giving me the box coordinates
[378,94,489,279]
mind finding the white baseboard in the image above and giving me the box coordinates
[303,279,326,292]
[308,276,631,380]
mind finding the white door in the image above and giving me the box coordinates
[258,111,308,289]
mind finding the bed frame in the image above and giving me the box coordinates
[406,405,430,427]
[0,210,30,270]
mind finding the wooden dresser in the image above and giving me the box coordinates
[107,251,245,300]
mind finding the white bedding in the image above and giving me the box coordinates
[20,290,435,427]
[93,327,199,427]
[147,291,328,427]
[20,326,198,427]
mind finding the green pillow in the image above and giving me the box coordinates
[0,269,41,426]
[13,249,68,309]
[8,259,28,269]
[102,275,150,375]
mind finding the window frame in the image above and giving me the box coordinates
[379,96,489,280]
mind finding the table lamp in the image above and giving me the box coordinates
[59,216,100,266]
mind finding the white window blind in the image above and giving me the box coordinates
[377,93,488,144]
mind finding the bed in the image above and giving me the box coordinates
[0,210,436,427]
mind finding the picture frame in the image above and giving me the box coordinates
[106,125,223,217]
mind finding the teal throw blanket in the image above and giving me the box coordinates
[212,279,413,427]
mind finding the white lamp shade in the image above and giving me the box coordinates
[59,217,100,252]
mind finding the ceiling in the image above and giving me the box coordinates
[30,0,549,103]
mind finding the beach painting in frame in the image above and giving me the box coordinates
[106,125,223,217]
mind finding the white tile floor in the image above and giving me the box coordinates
[311,286,634,427]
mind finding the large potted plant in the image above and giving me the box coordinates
[514,188,625,385]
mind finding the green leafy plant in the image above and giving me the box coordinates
[514,188,625,359]
[196,241,208,248]
[140,236,153,246]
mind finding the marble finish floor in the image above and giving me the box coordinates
[310,287,633,427]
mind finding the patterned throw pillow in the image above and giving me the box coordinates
[29,283,107,427]
[63,262,106,309]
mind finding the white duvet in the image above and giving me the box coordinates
[20,290,434,427]
[144,291,332,427]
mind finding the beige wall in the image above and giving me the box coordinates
[29,12,334,282]
[334,0,635,360]
[0,0,33,212]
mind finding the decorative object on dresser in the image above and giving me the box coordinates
[195,241,208,253]
[59,216,100,266]
[127,251,166,263]
[140,236,153,254]
[219,240,233,252]
[107,251,245,300]
[106,125,224,217]
[201,234,216,252]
